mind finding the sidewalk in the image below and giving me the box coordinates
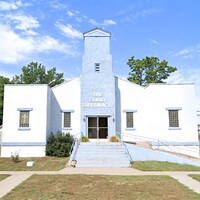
[0,168,200,198]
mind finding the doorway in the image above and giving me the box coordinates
[88,117,108,139]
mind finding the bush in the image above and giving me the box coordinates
[81,136,89,142]
[11,151,20,163]
[109,136,120,142]
[46,131,73,157]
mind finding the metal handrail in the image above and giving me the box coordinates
[68,132,83,166]
[120,132,200,158]
[69,132,83,155]
[123,141,133,163]
[0,125,2,142]
[116,132,132,163]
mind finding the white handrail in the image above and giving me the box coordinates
[68,132,83,166]
[116,132,132,162]
[120,132,200,158]
[0,125,2,142]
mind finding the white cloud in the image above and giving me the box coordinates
[55,23,82,39]
[0,0,22,10]
[137,9,161,18]
[167,71,185,84]
[172,45,200,59]
[167,69,200,111]
[149,38,158,45]
[23,29,38,36]
[102,20,116,26]
[0,24,33,63]
[0,23,76,64]
[66,9,85,23]
[89,19,98,26]
[36,35,70,53]
[124,8,162,22]
[67,11,74,17]
[173,47,194,58]
[89,19,117,27]
[5,14,40,31]
[49,1,67,9]
[167,69,200,84]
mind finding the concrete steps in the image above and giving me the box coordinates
[73,142,131,168]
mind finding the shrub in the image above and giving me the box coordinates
[46,131,73,157]
[81,136,89,142]
[11,151,20,163]
[109,136,120,142]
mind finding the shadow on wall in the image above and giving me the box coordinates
[115,77,121,133]
[49,92,62,137]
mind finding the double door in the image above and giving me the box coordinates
[88,117,108,139]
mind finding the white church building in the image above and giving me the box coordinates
[0,28,199,158]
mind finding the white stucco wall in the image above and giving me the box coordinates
[1,85,50,157]
[1,146,46,157]
[51,77,81,136]
[118,78,198,143]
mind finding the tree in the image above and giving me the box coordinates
[127,56,177,86]
[12,62,64,87]
[0,76,11,125]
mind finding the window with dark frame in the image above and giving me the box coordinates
[126,112,134,128]
[168,110,179,127]
[95,63,100,72]
[64,112,71,128]
[19,111,30,127]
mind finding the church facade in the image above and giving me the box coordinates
[0,28,198,157]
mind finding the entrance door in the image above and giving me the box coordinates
[88,117,108,139]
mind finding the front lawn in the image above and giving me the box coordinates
[132,161,200,171]
[189,174,200,182]
[0,175,10,181]
[2,175,200,200]
[0,157,68,171]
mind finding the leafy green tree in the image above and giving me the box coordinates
[12,62,64,87]
[0,76,11,125]
[127,56,177,86]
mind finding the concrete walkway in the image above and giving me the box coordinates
[0,168,200,198]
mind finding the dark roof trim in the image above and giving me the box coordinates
[83,27,111,36]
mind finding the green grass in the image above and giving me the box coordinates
[0,175,10,181]
[2,175,200,200]
[0,157,68,171]
[189,174,200,182]
[132,161,200,171]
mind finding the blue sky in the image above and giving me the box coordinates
[0,0,200,111]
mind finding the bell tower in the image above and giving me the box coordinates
[80,28,116,139]
[82,28,112,75]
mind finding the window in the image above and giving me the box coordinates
[168,110,179,128]
[17,108,32,130]
[95,63,100,72]
[64,112,71,128]
[126,112,134,128]
[123,109,137,129]
[19,111,30,127]
[166,107,181,129]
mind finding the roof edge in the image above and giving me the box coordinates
[83,27,111,37]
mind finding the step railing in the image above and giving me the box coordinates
[68,132,83,166]
[118,132,200,158]
[0,125,2,142]
[116,132,132,163]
